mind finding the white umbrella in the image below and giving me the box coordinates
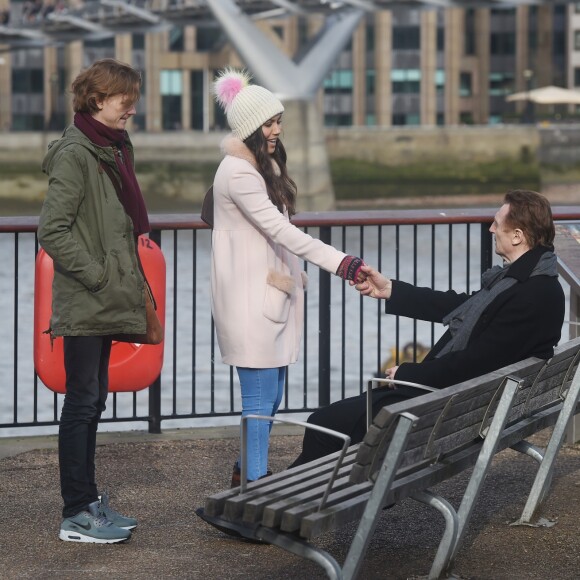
[506,85,580,105]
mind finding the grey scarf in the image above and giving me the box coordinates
[435,251,558,358]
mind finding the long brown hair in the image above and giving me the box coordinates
[244,127,297,217]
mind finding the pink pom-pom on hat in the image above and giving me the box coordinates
[214,68,251,112]
[213,67,284,141]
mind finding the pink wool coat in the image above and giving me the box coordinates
[210,135,346,368]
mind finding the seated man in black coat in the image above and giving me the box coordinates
[290,189,565,466]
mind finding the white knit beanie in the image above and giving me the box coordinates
[214,68,284,141]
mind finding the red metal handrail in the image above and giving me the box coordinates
[2,206,580,233]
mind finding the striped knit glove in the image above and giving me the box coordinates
[336,255,365,282]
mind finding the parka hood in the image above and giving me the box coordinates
[41,124,122,175]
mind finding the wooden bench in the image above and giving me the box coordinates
[196,337,580,580]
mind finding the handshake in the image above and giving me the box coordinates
[336,255,392,300]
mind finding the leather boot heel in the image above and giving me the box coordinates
[231,463,241,488]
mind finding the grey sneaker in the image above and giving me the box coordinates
[99,492,138,530]
[59,500,131,543]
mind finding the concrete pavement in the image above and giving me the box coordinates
[1,425,579,579]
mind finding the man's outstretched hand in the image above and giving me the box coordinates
[351,265,392,300]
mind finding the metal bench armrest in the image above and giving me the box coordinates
[241,414,350,510]
[367,378,436,430]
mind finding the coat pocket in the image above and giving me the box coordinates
[263,270,295,324]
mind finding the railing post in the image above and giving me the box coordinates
[148,228,162,434]
[480,222,493,275]
[319,226,332,408]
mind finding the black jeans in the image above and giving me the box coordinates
[59,336,112,518]
[289,386,422,467]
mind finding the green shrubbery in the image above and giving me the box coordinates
[330,158,542,199]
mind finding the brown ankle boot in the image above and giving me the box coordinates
[231,464,272,488]
[231,463,241,488]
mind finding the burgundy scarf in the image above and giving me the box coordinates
[74,112,150,235]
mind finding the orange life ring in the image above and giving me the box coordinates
[34,236,166,393]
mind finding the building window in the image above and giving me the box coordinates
[574,68,580,87]
[324,68,353,127]
[324,70,353,93]
[490,32,515,55]
[190,70,204,131]
[132,33,145,50]
[575,31,580,51]
[436,113,444,126]
[392,26,420,50]
[139,71,146,96]
[324,113,352,126]
[392,113,420,126]
[460,72,472,97]
[391,69,421,94]
[132,115,145,132]
[196,28,220,51]
[528,30,538,51]
[489,72,514,97]
[160,70,182,130]
[12,69,43,93]
[161,70,182,96]
[464,9,476,56]
[435,70,445,95]
[366,23,375,52]
[366,69,375,96]
[437,28,445,52]
[460,112,474,125]
[169,27,184,52]
[12,114,45,131]
[554,31,566,56]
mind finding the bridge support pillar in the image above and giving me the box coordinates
[283,99,335,212]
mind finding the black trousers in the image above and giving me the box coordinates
[59,336,112,518]
[289,386,423,467]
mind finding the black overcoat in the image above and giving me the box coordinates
[388,246,565,388]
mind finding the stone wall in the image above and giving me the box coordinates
[325,125,539,166]
[1,125,576,210]
[0,125,545,168]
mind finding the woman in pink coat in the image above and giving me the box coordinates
[211,69,364,485]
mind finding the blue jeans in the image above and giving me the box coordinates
[236,366,285,481]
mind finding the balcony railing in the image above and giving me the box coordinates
[2,207,580,437]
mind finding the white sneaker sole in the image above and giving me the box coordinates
[59,529,130,543]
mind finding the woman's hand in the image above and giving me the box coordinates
[352,265,392,300]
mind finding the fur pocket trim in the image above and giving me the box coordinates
[267,270,296,296]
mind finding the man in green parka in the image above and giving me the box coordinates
[38,59,150,544]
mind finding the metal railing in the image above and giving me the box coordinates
[2,206,579,437]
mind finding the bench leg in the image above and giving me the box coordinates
[510,440,553,516]
[341,413,417,580]
[511,368,580,526]
[444,376,521,574]
[257,527,343,579]
[411,490,458,580]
